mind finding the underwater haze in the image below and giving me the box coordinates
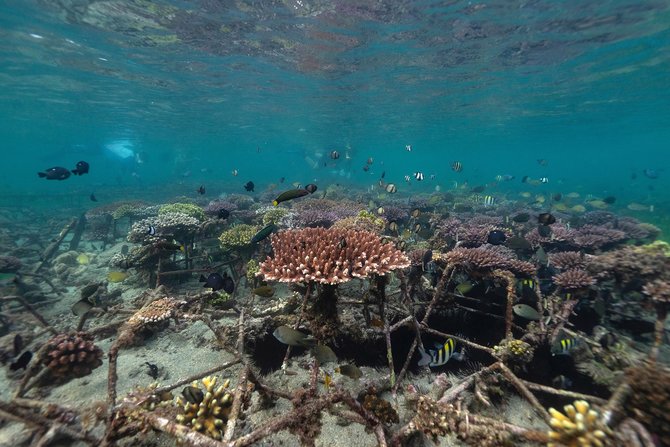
[1,1,669,211]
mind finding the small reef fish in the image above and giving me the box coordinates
[197,185,205,195]
[336,364,362,379]
[552,338,578,356]
[200,272,235,294]
[251,224,276,244]
[388,221,398,232]
[537,213,556,225]
[421,249,433,272]
[411,208,420,218]
[330,150,340,159]
[182,386,204,404]
[273,188,309,206]
[418,338,465,367]
[512,304,541,321]
[455,280,476,295]
[71,160,89,175]
[38,167,71,180]
[386,183,397,194]
[538,224,552,237]
[451,161,462,172]
[304,183,318,194]
[217,209,230,219]
[231,169,238,176]
[540,177,549,183]
[89,193,97,202]
[535,246,548,266]
[414,172,424,181]
[627,203,654,212]
[487,230,506,245]
[107,271,128,283]
[76,253,90,265]
[603,196,616,204]
[482,195,495,207]
[144,362,159,380]
[405,145,412,152]
[495,174,514,182]
[147,226,156,236]
[273,325,316,347]
[643,168,659,179]
[404,175,411,183]
[244,181,255,192]
[252,285,274,297]
[311,345,337,364]
[10,351,32,371]
[552,375,573,389]
[71,297,93,317]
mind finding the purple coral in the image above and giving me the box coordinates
[204,200,238,217]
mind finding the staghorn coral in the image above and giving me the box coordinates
[547,400,611,447]
[258,227,410,284]
[625,361,670,445]
[218,224,259,251]
[552,269,596,290]
[445,246,536,276]
[158,203,206,221]
[549,251,587,270]
[588,245,669,286]
[175,376,233,440]
[41,332,103,380]
[0,256,21,273]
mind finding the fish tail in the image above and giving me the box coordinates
[37,172,46,178]
[199,274,207,282]
[417,345,432,366]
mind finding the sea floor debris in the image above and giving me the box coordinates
[0,194,666,447]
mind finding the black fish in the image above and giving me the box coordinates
[200,272,235,294]
[487,230,506,245]
[512,213,530,223]
[144,362,159,380]
[330,150,339,160]
[147,226,156,236]
[304,184,318,194]
[251,224,275,244]
[182,386,204,404]
[363,165,369,172]
[521,176,529,183]
[603,196,616,205]
[89,193,97,202]
[381,171,385,179]
[244,181,255,192]
[273,188,309,206]
[71,161,89,175]
[279,177,285,183]
[10,351,32,371]
[538,213,556,225]
[197,185,206,195]
[552,193,562,201]
[471,185,486,193]
[506,236,532,251]
[38,167,71,180]
[217,208,230,219]
[538,224,552,237]
[421,249,433,271]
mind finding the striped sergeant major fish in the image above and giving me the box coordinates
[418,338,466,367]
[552,338,578,356]
[483,195,495,207]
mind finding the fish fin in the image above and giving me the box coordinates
[453,348,467,362]
[37,172,46,178]
[199,274,207,282]
[418,349,432,367]
[299,337,317,348]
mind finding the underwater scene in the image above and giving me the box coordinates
[1,1,670,446]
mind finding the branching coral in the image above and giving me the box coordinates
[258,227,410,284]
[127,297,184,326]
[493,338,534,368]
[41,332,103,380]
[159,203,206,221]
[642,278,670,304]
[359,388,399,425]
[332,210,386,234]
[128,212,200,244]
[218,224,259,251]
[552,269,596,290]
[445,246,536,276]
[549,251,586,270]
[547,400,611,447]
[175,376,233,440]
[625,361,670,445]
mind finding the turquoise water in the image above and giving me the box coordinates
[0,1,669,224]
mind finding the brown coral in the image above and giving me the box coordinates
[549,251,586,270]
[642,279,670,304]
[552,269,596,290]
[258,227,410,284]
[41,332,103,379]
[360,390,399,425]
[625,361,670,446]
[445,246,536,276]
[127,297,184,326]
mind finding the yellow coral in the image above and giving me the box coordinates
[175,376,233,440]
[218,224,259,251]
[547,400,611,447]
[635,240,670,257]
[159,203,206,221]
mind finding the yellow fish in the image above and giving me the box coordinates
[587,200,608,209]
[520,192,531,198]
[571,205,586,213]
[534,195,545,204]
[107,271,128,283]
[324,372,333,389]
[553,203,568,212]
[76,253,90,265]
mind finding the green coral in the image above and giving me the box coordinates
[207,292,233,308]
[246,259,259,284]
[262,207,289,226]
[218,224,259,251]
[112,204,138,220]
[159,203,206,222]
[635,240,670,257]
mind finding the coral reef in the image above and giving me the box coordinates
[549,251,586,270]
[445,246,536,276]
[260,206,291,226]
[493,338,534,369]
[158,203,206,221]
[204,199,238,217]
[547,400,611,447]
[174,376,233,440]
[218,224,259,251]
[625,361,670,445]
[642,278,670,304]
[552,269,597,290]
[258,227,410,284]
[128,212,200,244]
[41,332,103,380]
[127,297,184,327]
[360,389,399,425]
[332,210,386,234]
